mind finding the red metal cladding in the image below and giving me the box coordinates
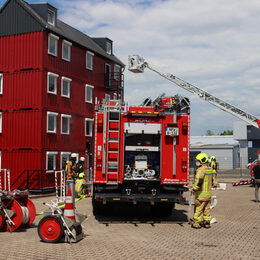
[41,112,87,151]
[1,150,42,189]
[0,32,43,72]
[0,70,42,110]
[0,110,42,149]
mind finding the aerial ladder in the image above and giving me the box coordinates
[128,55,260,129]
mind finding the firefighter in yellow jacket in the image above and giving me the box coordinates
[75,157,87,198]
[209,155,218,187]
[192,153,217,229]
[65,153,77,180]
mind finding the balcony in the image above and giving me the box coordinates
[105,72,124,92]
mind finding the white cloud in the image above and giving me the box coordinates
[55,0,260,134]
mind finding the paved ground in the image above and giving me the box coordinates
[0,176,259,260]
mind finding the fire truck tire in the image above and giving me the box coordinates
[92,199,107,216]
[151,202,174,217]
[38,215,64,243]
[0,209,5,231]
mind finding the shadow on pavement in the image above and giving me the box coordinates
[94,203,188,226]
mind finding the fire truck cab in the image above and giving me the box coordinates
[92,95,190,215]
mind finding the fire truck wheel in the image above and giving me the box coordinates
[0,209,5,231]
[38,215,64,243]
[92,199,107,216]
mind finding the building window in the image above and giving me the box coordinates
[47,112,58,133]
[105,94,110,101]
[0,74,3,94]
[61,114,71,134]
[85,84,94,103]
[48,72,59,94]
[248,141,253,148]
[114,65,120,81]
[0,112,2,133]
[61,152,71,170]
[86,51,94,70]
[85,118,94,136]
[48,33,59,56]
[105,64,111,87]
[62,40,72,61]
[106,41,112,55]
[47,9,55,26]
[61,77,71,98]
[46,152,58,171]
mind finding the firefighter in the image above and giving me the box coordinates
[65,153,78,180]
[209,156,219,171]
[209,156,218,188]
[75,157,87,198]
[192,153,217,229]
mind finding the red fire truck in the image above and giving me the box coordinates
[92,95,190,215]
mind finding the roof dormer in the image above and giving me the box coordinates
[92,38,113,55]
[30,3,57,27]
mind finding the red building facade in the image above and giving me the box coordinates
[0,0,124,190]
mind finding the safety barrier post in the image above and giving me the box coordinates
[54,170,66,203]
[0,169,11,192]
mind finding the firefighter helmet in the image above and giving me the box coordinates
[196,153,208,164]
[79,172,85,178]
[71,153,77,158]
[210,156,216,161]
[80,157,85,161]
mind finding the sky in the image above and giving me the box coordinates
[1,0,260,135]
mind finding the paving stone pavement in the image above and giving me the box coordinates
[0,177,259,260]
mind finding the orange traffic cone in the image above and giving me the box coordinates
[64,187,76,221]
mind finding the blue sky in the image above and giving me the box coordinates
[1,0,260,135]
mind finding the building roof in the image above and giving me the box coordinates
[0,0,124,66]
[190,135,238,145]
[190,143,237,149]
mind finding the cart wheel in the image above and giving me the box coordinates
[38,215,64,243]
[0,209,5,231]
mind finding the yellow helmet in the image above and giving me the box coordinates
[196,153,208,164]
[79,172,85,178]
[210,156,216,161]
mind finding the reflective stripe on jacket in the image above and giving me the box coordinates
[193,165,213,199]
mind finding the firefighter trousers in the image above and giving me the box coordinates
[193,198,211,227]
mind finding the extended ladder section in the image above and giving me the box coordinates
[103,101,124,184]
[128,55,260,129]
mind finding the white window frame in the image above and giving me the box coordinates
[85,118,94,137]
[61,114,71,135]
[62,40,72,62]
[47,9,55,26]
[0,112,2,133]
[48,33,59,56]
[61,76,71,98]
[85,84,94,103]
[106,41,112,55]
[46,151,58,171]
[47,72,59,95]
[60,152,71,170]
[86,51,94,70]
[47,111,58,133]
[0,73,3,94]
[114,65,120,81]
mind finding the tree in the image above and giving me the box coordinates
[220,130,233,135]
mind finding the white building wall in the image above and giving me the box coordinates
[190,147,234,169]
